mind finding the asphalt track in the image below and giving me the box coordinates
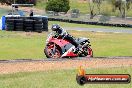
[64,27,132,34]
[0,56,132,63]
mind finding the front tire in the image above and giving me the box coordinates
[44,43,62,59]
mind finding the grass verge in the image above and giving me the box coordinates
[0,30,132,60]
[0,8,9,17]
[49,21,132,30]
[0,67,131,88]
[0,31,47,60]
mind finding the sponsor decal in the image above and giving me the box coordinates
[76,66,131,85]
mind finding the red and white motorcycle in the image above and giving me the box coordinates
[44,32,93,59]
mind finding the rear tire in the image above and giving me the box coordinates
[87,47,93,57]
[79,47,93,57]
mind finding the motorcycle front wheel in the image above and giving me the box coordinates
[44,43,62,59]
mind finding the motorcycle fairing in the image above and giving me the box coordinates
[61,46,78,58]
[50,39,78,57]
[49,38,69,47]
[61,43,73,54]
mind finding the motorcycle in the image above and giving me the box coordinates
[44,32,93,59]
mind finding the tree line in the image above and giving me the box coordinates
[46,0,132,18]
[89,0,132,18]
[0,0,131,18]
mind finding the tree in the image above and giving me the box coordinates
[110,0,132,18]
[93,0,102,14]
[88,0,102,19]
[45,0,70,13]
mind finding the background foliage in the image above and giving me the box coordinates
[45,0,70,13]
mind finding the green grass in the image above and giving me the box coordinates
[0,28,132,60]
[0,8,9,17]
[69,0,89,14]
[35,0,47,10]
[49,21,132,29]
[0,67,131,88]
[0,31,47,60]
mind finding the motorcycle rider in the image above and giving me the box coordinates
[51,24,82,53]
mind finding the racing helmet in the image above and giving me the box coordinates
[51,24,60,31]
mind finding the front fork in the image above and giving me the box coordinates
[52,44,56,54]
[48,43,56,56]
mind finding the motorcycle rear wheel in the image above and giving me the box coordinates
[87,47,93,57]
[79,47,93,57]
